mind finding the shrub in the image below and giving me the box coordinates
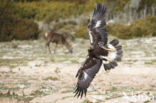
[74,25,88,39]
[53,20,77,31]
[0,0,39,41]
[107,16,156,39]
[12,17,39,40]
[14,3,38,19]
[0,15,39,41]
[14,1,85,22]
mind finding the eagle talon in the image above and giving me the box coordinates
[107,58,113,62]
[100,45,115,52]
[109,48,115,52]
[104,48,115,52]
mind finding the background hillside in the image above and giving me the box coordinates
[0,0,156,41]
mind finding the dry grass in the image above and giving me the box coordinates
[0,37,156,102]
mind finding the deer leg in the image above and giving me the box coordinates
[54,44,58,53]
[64,42,72,53]
[62,45,65,52]
[46,41,51,54]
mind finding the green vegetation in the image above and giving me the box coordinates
[138,0,156,11]
[0,89,45,102]
[81,99,91,103]
[0,57,34,68]
[75,15,156,39]
[52,20,77,31]
[13,0,132,22]
[14,0,155,22]
[144,59,156,65]
[44,76,58,81]
[0,0,39,41]
[0,0,156,41]
[107,16,156,39]
[14,1,85,22]
[74,25,88,39]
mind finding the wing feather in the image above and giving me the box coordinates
[74,57,102,98]
[88,3,107,45]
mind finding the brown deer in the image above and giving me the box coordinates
[45,31,73,54]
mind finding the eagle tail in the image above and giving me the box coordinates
[104,61,118,71]
[103,39,123,71]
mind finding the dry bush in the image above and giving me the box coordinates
[0,0,39,41]
[74,25,88,39]
[107,16,156,39]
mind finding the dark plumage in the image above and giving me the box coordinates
[88,3,107,46]
[74,3,123,98]
[110,39,119,46]
[74,50,102,98]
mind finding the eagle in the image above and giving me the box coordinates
[74,3,123,98]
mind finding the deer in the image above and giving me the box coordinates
[45,31,73,54]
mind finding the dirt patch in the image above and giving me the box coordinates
[0,37,156,103]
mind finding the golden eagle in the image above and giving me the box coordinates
[74,3,123,98]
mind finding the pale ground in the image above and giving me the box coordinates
[0,37,156,103]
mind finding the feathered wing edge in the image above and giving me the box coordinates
[92,3,106,27]
[74,57,102,98]
[88,3,108,45]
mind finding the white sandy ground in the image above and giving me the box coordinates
[0,37,156,103]
[0,63,156,103]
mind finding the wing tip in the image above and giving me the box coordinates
[74,86,87,98]
[97,3,106,12]
[93,2,106,15]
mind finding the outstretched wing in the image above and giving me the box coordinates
[74,56,102,98]
[88,3,107,46]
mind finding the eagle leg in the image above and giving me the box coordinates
[100,46,115,52]
[98,42,115,52]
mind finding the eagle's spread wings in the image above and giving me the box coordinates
[74,3,123,98]
[88,3,107,46]
[74,56,102,98]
